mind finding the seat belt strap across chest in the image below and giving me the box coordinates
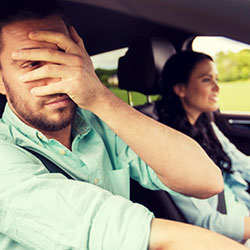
[217,191,227,214]
[24,148,73,180]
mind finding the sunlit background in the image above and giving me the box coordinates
[91,37,250,69]
[91,37,250,113]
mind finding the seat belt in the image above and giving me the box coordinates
[217,191,227,214]
[24,148,73,180]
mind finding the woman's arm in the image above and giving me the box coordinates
[212,122,250,181]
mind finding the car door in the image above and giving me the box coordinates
[214,111,250,155]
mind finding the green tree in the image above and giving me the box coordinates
[215,49,250,82]
[95,68,117,87]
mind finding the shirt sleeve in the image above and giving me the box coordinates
[0,142,154,250]
[169,193,245,242]
[212,122,250,181]
[83,110,180,195]
[115,132,179,195]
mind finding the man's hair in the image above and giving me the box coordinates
[0,0,66,25]
[0,0,68,51]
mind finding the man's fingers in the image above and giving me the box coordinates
[69,26,85,49]
[21,64,72,82]
[12,48,82,67]
[30,81,66,96]
[29,30,80,54]
[68,26,92,64]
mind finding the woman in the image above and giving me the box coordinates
[155,50,250,243]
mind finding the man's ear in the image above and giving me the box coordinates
[173,83,186,98]
[0,72,6,95]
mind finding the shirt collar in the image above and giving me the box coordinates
[1,103,91,144]
[72,108,91,139]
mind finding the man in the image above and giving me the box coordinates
[0,0,246,249]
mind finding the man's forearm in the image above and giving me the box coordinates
[89,87,223,198]
[149,218,248,250]
[243,217,250,240]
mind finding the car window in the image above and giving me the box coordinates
[91,48,159,106]
[193,36,250,113]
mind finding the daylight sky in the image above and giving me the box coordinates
[91,37,250,69]
[193,36,250,58]
[91,48,128,69]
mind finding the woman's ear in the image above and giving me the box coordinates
[173,83,186,98]
[0,72,7,95]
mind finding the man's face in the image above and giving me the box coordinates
[0,15,76,132]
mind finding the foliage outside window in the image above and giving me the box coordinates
[216,50,250,82]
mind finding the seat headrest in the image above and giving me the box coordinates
[118,38,176,95]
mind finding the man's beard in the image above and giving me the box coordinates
[4,78,77,132]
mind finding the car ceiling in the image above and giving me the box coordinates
[61,0,250,55]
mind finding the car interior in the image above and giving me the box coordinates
[117,35,229,220]
[67,0,250,222]
[0,0,250,224]
[58,0,250,154]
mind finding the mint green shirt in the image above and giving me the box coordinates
[0,104,172,250]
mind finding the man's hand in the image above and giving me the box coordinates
[12,26,106,110]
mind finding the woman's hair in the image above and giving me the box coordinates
[155,51,232,172]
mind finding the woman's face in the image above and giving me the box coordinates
[177,59,219,124]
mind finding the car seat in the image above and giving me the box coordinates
[118,37,187,222]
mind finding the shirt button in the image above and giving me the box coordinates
[38,133,44,140]
[93,178,99,185]
[59,149,66,155]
